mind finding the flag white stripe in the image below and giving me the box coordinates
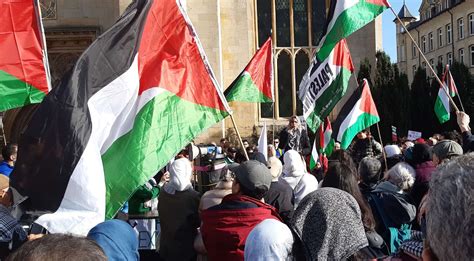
[35,56,141,235]
[258,123,268,160]
[336,99,363,142]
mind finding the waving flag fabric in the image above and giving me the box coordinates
[224,37,273,103]
[11,0,230,235]
[0,0,50,111]
[299,39,354,132]
[434,65,458,123]
[332,79,380,150]
[316,0,390,61]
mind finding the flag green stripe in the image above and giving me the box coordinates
[340,113,380,149]
[102,90,227,218]
[317,2,386,61]
[434,96,450,123]
[324,139,335,157]
[306,67,352,132]
[0,69,46,111]
[225,73,272,103]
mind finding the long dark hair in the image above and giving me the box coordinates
[322,161,376,231]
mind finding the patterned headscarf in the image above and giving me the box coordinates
[290,188,368,260]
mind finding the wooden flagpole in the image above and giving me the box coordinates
[389,7,460,112]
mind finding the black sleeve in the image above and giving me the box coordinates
[462,131,474,153]
[278,130,289,150]
[300,129,311,155]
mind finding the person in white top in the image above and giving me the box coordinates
[279,150,318,209]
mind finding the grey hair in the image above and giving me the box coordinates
[386,162,415,191]
[427,153,474,261]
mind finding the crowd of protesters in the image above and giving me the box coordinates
[0,111,472,260]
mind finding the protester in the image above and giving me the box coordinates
[201,160,281,261]
[0,175,27,260]
[358,157,382,199]
[322,162,376,232]
[278,116,310,155]
[199,167,233,211]
[272,139,284,158]
[128,178,159,215]
[87,219,139,261]
[279,150,318,209]
[291,188,369,260]
[264,145,293,223]
[158,157,200,261]
[242,139,250,149]
[220,138,230,151]
[8,234,107,261]
[457,111,474,152]
[244,219,293,261]
[409,143,436,208]
[368,163,416,242]
[431,139,463,166]
[423,153,474,261]
[0,144,17,177]
[349,130,383,165]
[383,144,404,170]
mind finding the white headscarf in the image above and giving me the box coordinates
[244,219,294,261]
[163,158,193,194]
[280,150,307,189]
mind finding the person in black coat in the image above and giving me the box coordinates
[278,116,310,156]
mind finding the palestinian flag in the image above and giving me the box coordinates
[434,65,458,123]
[309,139,319,170]
[333,79,379,150]
[299,39,354,132]
[224,37,273,103]
[320,118,335,157]
[316,0,390,61]
[11,0,230,235]
[0,0,50,111]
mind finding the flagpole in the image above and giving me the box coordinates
[229,114,249,160]
[272,102,276,146]
[0,118,6,146]
[376,122,388,172]
[389,7,460,112]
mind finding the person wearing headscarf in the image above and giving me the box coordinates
[279,150,318,209]
[264,145,294,223]
[158,157,200,261]
[278,116,311,156]
[244,219,294,261]
[290,188,369,260]
[87,220,139,261]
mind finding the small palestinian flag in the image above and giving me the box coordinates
[310,139,319,170]
[299,39,354,132]
[224,37,273,103]
[333,79,380,150]
[434,64,458,123]
[320,118,335,157]
[316,0,390,61]
[0,0,50,111]
[11,0,230,235]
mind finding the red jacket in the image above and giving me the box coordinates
[201,194,282,261]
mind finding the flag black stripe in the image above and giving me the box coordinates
[331,86,362,141]
[11,0,152,211]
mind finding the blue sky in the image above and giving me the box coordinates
[383,0,422,62]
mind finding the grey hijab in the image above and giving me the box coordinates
[290,188,368,260]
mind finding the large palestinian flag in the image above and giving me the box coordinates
[299,39,354,132]
[316,0,390,61]
[224,37,273,103]
[11,0,230,235]
[434,64,458,123]
[0,0,50,111]
[332,79,379,150]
